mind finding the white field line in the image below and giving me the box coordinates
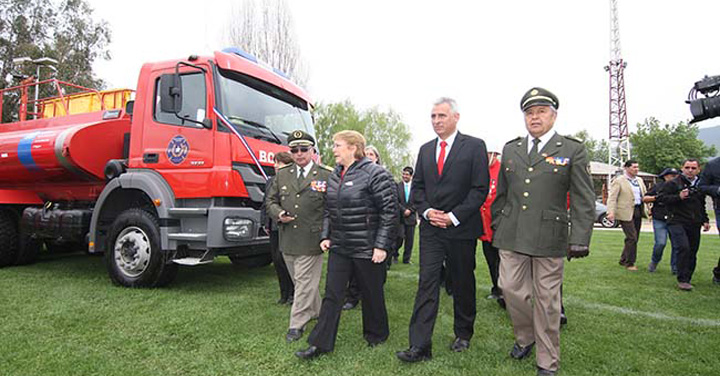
[388,269,720,327]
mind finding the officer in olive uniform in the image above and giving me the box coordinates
[266,130,332,343]
[491,88,595,376]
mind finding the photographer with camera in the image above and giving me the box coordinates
[657,159,710,291]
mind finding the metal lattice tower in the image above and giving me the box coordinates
[604,0,629,174]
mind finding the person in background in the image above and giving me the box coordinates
[265,130,332,343]
[295,130,397,359]
[263,151,295,304]
[396,166,417,264]
[698,157,720,285]
[607,160,647,271]
[644,168,679,273]
[480,146,505,309]
[657,159,710,291]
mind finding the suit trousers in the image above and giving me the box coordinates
[668,223,702,284]
[499,249,564,372]
[482,241,501,296]
[408,235,477,348]
[283,253,323,330]
[397,224,416,263]
[308,252,389,351]
[619,205,643,266]
[270,230,294,300]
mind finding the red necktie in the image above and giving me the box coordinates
[437,141,447,176]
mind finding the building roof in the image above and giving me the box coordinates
[589,161,656,178]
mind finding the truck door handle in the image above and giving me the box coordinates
[143,153,159,163]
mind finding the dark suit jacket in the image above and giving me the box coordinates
[412,132,489,239]
[397,181,417,226]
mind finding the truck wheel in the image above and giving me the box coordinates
[0,210,19,267]
[228,253,272,268]
[105,208,178,287]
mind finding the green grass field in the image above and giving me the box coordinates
[1,230,719,376]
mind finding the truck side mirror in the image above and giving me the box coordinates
[159,74,182,113]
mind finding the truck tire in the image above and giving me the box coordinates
[0,210,19,267]
[228,253,272,268]
[105,208,178,287]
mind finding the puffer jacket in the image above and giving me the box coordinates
[322,157,397,258]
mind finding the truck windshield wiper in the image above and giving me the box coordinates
[227,116,283,145]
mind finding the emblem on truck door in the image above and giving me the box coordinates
[167,135,189,165]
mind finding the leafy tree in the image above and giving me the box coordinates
[570,130,610,163]
[0,0,111,122]
[314,101,413,178]
[225,0,308,87]
[629,117,716,174]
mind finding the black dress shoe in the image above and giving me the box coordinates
[342,301,358,310]
[560,313,568,326]
[286,296,294,305]
[497,297,506,310]
[285,328,303,342]
[396,346,432,363]
[295,345,327,360]
[277,297,288,304]
[510,342,534,360]
[537,367,557,376]
[450,337,470,352]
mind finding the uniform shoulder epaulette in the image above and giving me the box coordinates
[278,164,293,170]
[505,136,522,144]
[562,135,583,143]
[319,164,334,172]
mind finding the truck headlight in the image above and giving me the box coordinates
[224,218,253,240]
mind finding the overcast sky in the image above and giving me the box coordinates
[90,0,720,155]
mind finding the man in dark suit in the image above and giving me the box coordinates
[396,166,417,264]
[396,97,489,362]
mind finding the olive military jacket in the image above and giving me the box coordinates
[491,132,595,257]
[265,162,332,256]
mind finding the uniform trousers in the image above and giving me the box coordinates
[308,252,389,351]
[499,249,564,372]
[482,240,501,296]
[668,223,702,284]
[619,205,643,266]
[408,235,477,348]
[283,253,323,330]
[270,230,294,301]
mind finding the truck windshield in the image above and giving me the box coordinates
[216,67,313,145]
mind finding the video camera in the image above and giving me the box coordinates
[687,75,720,123]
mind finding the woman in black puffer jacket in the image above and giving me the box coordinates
[295,130,397,359]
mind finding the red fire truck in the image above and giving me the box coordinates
[0,48,314,287]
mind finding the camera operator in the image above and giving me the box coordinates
[657,159,710,291]
[698,157,720,285]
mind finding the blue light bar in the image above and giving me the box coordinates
[222,46,291,82]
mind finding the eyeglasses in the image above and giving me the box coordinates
[290,146,310,154]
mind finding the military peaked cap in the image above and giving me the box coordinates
[287,129,315,147]
[520,87,559,111]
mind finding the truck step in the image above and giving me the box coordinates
[167,233,207,241]
[172,257,214,266]
[167,208,208,217]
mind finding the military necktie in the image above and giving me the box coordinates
[530,138,540,158]
[298,166,305,182]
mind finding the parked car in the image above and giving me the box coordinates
[595,201,619,228]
